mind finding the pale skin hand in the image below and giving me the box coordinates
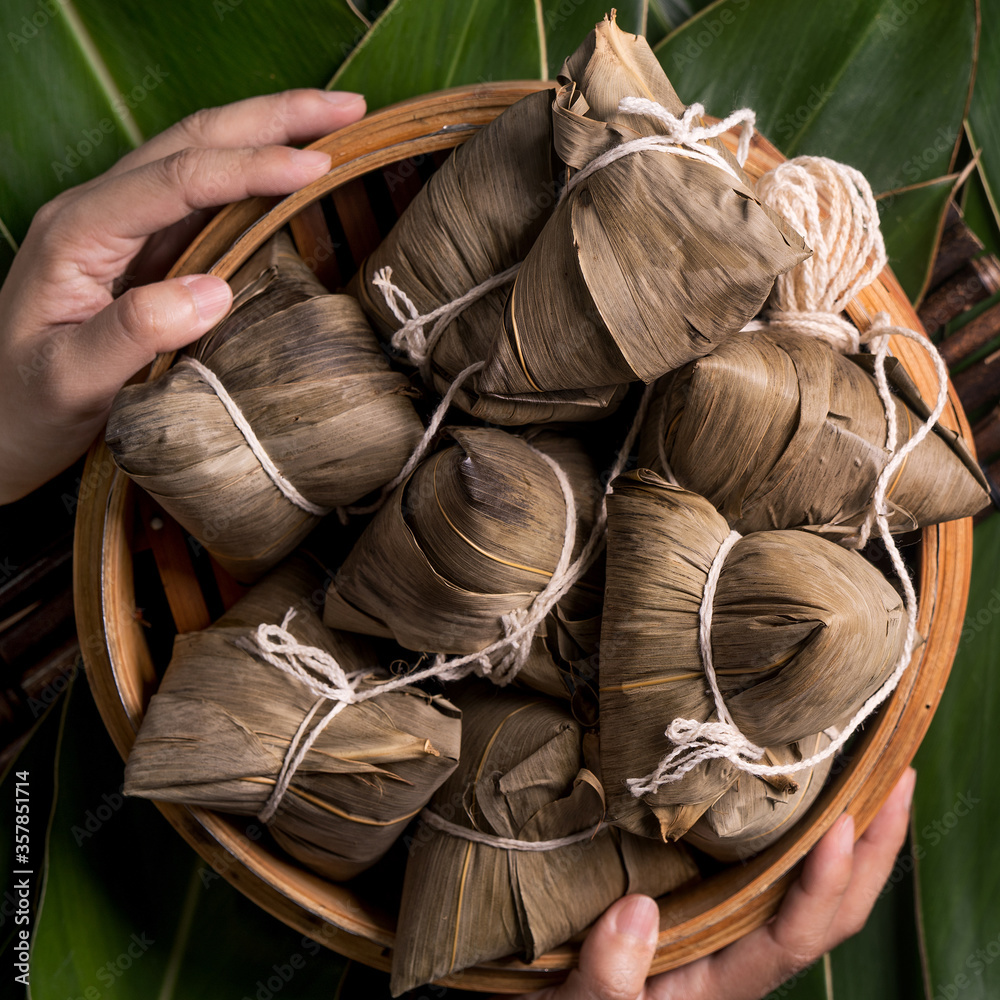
[0,88,367,504]
[511,768,917,1000]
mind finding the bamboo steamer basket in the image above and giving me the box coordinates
[74,81,975,993]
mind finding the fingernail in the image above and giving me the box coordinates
[178,275,231,321]
[836,814,855,857]
[612,894,659,942]
[289,148,332,171]
[319,90,365,110]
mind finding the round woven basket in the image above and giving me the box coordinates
[74,81,975,993]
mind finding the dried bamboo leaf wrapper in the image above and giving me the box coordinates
[684,731,836,862]
[355,90,620,424]
[599,473,906,842]
[324,427,598,659]
[107,233,423,580]
[391,687,698,995]
[639,329,989,534]
[124,557,461,881]
[475,17,809,399]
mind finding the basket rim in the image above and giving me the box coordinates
[73,80,975,993]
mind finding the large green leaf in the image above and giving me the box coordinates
[541,0,645,78]
[329,0,646,110]
[968,0,1000,237]
[655,0,976,195]
[29,678,350,999]
[330,0,546,110]
[962,167,1000,257]
[647,0,717,45]
[0,0,368,254]
[878,174,960,305]
[913,515,1000,1000]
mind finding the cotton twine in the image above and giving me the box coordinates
[745,155,888,354]
[418,809,605,852]
[181,356,330,518]
[239,383,657,821]
[373,96,755,388]
[628,160,953,792]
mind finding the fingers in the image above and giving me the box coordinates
[649,771,917,1000]
[53,145,333,258]
[513,895,659,1000]
[652,815,856,1000]
[767,812,856,960]
[826,767,915,946]
[104,89,366,178]
[57,274,232,414]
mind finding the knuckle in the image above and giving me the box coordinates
[159,147,202,192]
[31,195,67,230]
[115,286,166,348]
[176,106,217,145]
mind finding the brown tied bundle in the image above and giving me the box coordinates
[599,472,906,842]
[683,730,838,861]
[475,14,809,401]
[107,233,424,580]
[324,426,601,694]
[639,328,989,535]
[355,87,623,424]
[124,557,461,881]
[391,684,698,995]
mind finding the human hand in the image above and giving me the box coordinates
[0,88,366,503]
[512,767,916,1000]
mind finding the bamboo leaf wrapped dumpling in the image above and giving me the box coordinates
[599,473,906,842]
[355,87,624,424]
[106,233,424,580]
[475,14,809,400]
[124,557,461,881]
[638,328,989,534]
[391,685,698,995]
[683,730,838,862]
[324,427,600,693]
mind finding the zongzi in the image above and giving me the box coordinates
[124,556,461,881]
[107,232,424,581]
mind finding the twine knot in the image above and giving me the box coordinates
[563,98,756,204]
[235,608,365,702]
[617,97,756,167]
[373,263,520,386]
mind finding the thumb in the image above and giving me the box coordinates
[68,274,232,407]
[563,894,659,1000]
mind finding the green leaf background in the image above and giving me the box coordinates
[1,1,998,997]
